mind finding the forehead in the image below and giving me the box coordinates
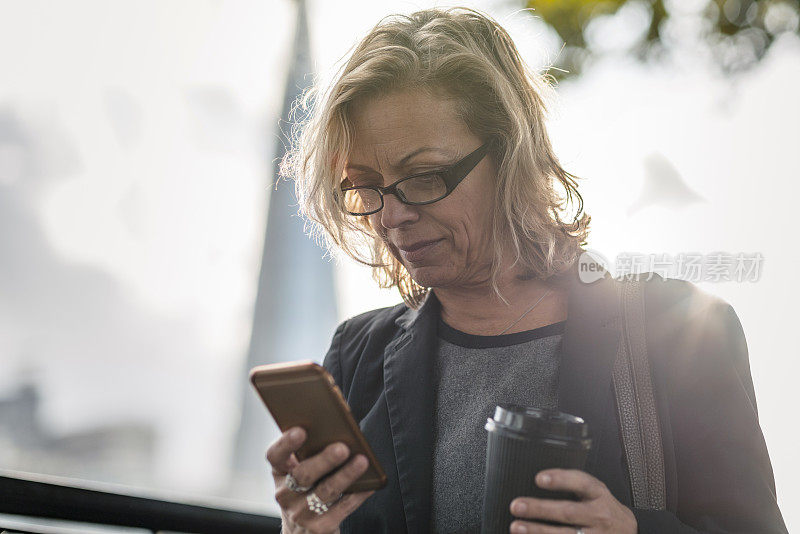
[347,89,473,163]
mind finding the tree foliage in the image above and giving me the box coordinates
[526,0,800,79]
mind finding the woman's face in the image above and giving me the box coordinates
[347,89,498,290]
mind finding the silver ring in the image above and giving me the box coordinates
[306,491,335,515]
[285,473,312,493]
[576,529,586,534]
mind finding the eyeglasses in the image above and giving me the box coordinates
[338,141,491,216]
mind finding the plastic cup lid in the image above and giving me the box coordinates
[486,403,590,441]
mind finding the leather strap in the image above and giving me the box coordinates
[612,277,667,510]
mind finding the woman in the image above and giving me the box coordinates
[266,7,787,534]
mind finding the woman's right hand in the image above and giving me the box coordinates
[267,426,376,534]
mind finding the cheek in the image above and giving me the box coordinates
[460,188,495,237]
[366,214,384,236]
[439,205,492,260]
[456,201,496,264]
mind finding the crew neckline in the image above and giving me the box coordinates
[437,317,566,349]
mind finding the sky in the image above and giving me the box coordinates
[0,0,798,528]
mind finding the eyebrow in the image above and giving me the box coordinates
[346,146,452,173]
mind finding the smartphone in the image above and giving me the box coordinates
[249,360,387,493]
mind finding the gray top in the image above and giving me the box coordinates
[429,318,564,534]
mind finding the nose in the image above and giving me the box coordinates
[379,193,419,229]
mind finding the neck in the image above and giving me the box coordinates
[432,270,568,336]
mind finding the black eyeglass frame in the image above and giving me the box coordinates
[338,141,492,216]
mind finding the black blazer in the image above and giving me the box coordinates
[321,267,787,533]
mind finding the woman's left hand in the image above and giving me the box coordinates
[509,469,637,534]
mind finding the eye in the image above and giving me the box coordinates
[348,174,381,187]
[407,165,447,175]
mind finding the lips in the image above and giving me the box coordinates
[397,239,442,253]
[395,238,444,263]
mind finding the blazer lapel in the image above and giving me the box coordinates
[558,265,622,474]
[383,292,441,533]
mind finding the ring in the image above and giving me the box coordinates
[285,473,312,493]
[306,491,339,515]
[576,529,585,534]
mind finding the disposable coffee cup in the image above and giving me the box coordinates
[481,404,592,534]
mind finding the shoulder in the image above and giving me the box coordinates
[325,301,410,392]
[640,274,752,400]
[337,301,410,341]
[640,273,740,344]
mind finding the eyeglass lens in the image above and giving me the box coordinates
[344,173,448,215]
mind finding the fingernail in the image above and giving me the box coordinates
[511,500,527,514]
[289,428,303,440]
[537,473,552,486]
[510,523,527,533]
[334,443,348,457]
[354,455,368,468]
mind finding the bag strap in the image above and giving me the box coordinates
[612,277,667,510]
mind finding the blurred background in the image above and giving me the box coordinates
[0,0,797,529]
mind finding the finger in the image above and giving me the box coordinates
[509,519,576,533]
[319,490,375,527]
[510,497,584,525]
[313,454,370,502]
[266,427,306,476]
[297,490,376,533]
[290,441,351,489]
[331,489,376,516]
[536,468,607,500]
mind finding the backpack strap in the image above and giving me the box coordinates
[612,277,667,510]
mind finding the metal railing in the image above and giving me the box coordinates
[0,471,281,534]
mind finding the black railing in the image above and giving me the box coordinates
[0,471,281,534]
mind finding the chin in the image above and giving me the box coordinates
[404,264,453,289]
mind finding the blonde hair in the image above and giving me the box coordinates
[282,7,590,308]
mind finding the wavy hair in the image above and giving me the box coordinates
[281,7,591,308]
